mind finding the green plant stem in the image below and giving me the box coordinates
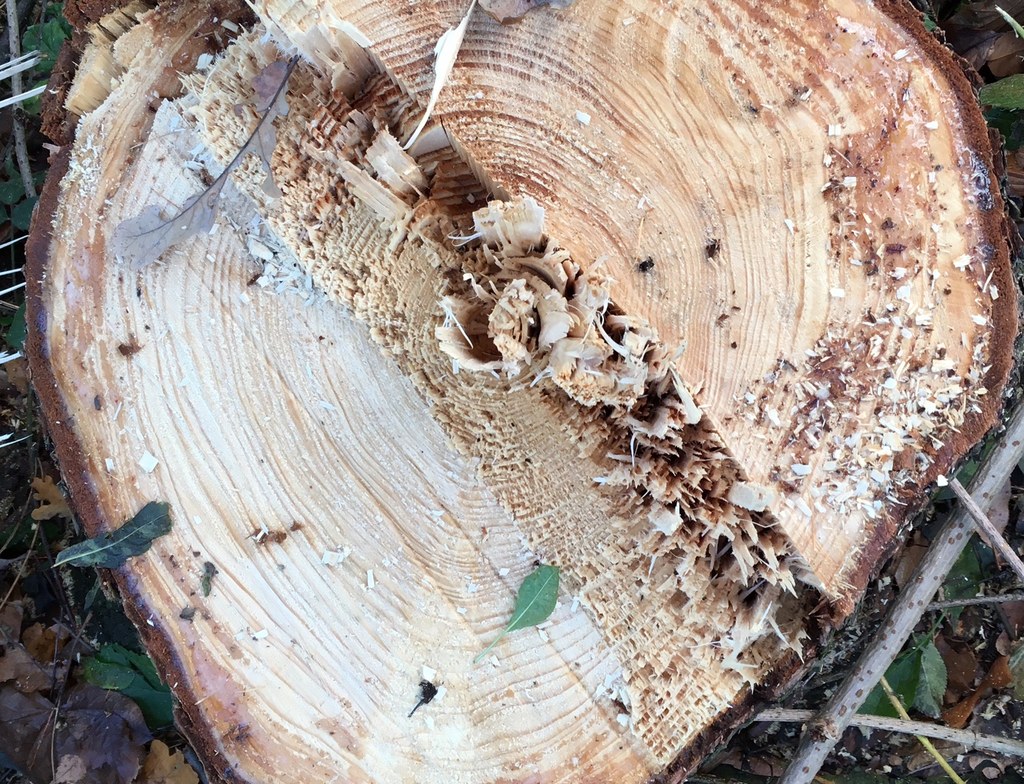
[878,676,965,784]
[473,626,508,664]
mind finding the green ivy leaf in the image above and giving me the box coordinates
[23,9,71,73]
[82,643,173,728]
[860,650,922,719]
[474,564,559,663]
[6,303,27,352]
[55,501,172,568]
[943,546,983,624]
[913,641,948,718]
[0,179,24,205]
[980,74,1024,110]
[11,197,37,231]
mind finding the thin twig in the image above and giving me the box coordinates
[879,676,965,783]
[5,0,37,199]
[48,609,92,780]
[927,591,1024,610]
[950,478,1024,583]
[777,403,1024,784]
[0,519,38,615]
[757,708,1024,757]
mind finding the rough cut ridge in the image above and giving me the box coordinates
[26,1,1017,782]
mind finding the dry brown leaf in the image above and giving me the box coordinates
[0,638,52,693]
[948,0,1024,30]
[111,58,296,270]
[0,683,152,784]
[941,655,1013,728]
[22,622,70,665]
[54,754,89,784]
[3,356,30,394]
[31,475,72,521]
[0,604,51,694]
[136,740,199,784]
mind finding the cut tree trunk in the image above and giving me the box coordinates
[26,0,1017,782]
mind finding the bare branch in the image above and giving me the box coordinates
[777,403,1024,784]
[927,591,1024,611]
[757,708,1024,758]
[950,477,1024,583]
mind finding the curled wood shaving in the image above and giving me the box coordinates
[404,0,478,150]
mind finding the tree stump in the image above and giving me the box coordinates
[27,0,1017,781]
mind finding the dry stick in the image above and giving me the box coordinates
[777,403,1024,784]
[927,591,1024,610]
[949,478,1024,583]
[5,0,36,199]
[758,708,1024,758]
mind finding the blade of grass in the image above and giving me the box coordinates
[997,6,1024,39]
[878,676,965,783]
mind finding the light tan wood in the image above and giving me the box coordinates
[28,0,1015,782]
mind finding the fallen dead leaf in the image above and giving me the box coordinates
[941,655,1013,729]
[137,740,199,784]
[0,685,58,781]
[0,636,52,693]
[0,602,51,694]
[3,356,30,394]
[31,475,72,521]
[479,0,573,24]
[22,622,71,665]
[0,682,150,783]
[54,754,89,784]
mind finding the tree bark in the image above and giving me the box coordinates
[26,1,1017,782]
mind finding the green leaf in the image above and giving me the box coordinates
[11,197,37,231]
[980,75,1024,110]
[23,13,71,73]
[913,641,948,718]
[860,650,922,718]
[985,107,1024,150]
[0,179,24,205]
[82,643,173,729]
[942,546,983,624]
[55,501,172,567]
[474,564,559,663]
[82,658,135,690]
[6,303,26,352]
